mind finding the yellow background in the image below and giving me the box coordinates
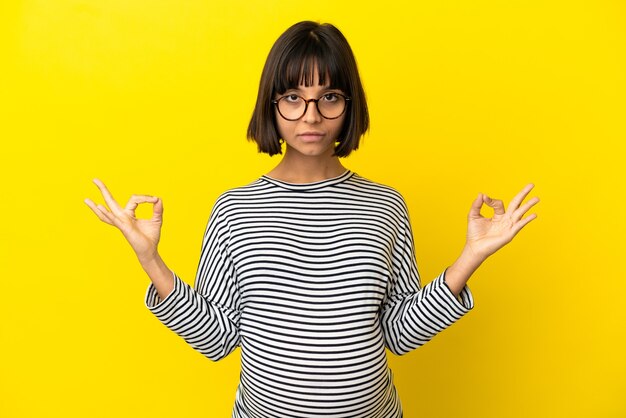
[1,0,625,417]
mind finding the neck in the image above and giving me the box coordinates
[266,148,347,183]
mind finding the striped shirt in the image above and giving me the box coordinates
[146,170,474,418]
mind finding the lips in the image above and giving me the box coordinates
[297,131,325,142]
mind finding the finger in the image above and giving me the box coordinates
[92,179,123,214]
[124,194,159,212]
[513,196,540,221]
[468,193,485,219]
[96,203,121,227]
[513,213,538,234]
[84,198,115,226]
[152,197,164,222]
[507,183,535,213]
[484,195,506,216]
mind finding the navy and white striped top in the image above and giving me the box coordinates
[146,170,474,418]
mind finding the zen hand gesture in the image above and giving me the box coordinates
[465,183,540,261]
[84,179,163,262]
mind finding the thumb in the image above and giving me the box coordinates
[468,193,484,219]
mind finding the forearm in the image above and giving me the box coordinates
[137,252,174,300]
[382,271,475,355]
[144,272,241,361]
[445,245,485,297]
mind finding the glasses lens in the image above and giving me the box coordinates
[277,95,306,120]
[318,94,346,119]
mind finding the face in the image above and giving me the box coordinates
[274,78,347,160]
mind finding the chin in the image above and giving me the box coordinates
[298,146,335,158]
[287,142,335,157]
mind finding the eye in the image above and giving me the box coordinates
[283,94,301,103]
[321,93,339,102]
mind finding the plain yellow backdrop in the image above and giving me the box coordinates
[1,0,625,417]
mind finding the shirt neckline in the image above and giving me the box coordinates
[260,170,355,191]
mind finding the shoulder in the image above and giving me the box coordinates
[208,178,272,217]
[347,173,409,216]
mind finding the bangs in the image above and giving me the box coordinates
[273,36,349,94]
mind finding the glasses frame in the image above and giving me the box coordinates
[271,93,351,121]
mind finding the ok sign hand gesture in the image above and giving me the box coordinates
[445,183,540,297]
[465,183,540,261]
[84,179,163,262]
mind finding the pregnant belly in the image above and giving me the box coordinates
[236,306,396,417]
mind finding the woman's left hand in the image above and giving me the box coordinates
[464,183,540,262]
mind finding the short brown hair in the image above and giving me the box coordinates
[247,21,369,157]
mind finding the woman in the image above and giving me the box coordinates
[85,21,539,418]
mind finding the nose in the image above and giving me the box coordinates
[302,99,322,123]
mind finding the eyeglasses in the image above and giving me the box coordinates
[272,92,351,121]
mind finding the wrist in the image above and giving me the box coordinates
[137,251,174,299]
[459,243,487,268]
[444,246,485,297]
[138,254,169,281]
[137,250,162,268]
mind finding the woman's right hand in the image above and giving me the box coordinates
[84,179,163,262]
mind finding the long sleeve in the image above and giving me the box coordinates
[381,203,474,356]
[145,199,241,361]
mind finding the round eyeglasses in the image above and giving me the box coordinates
[272,93,351,121]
